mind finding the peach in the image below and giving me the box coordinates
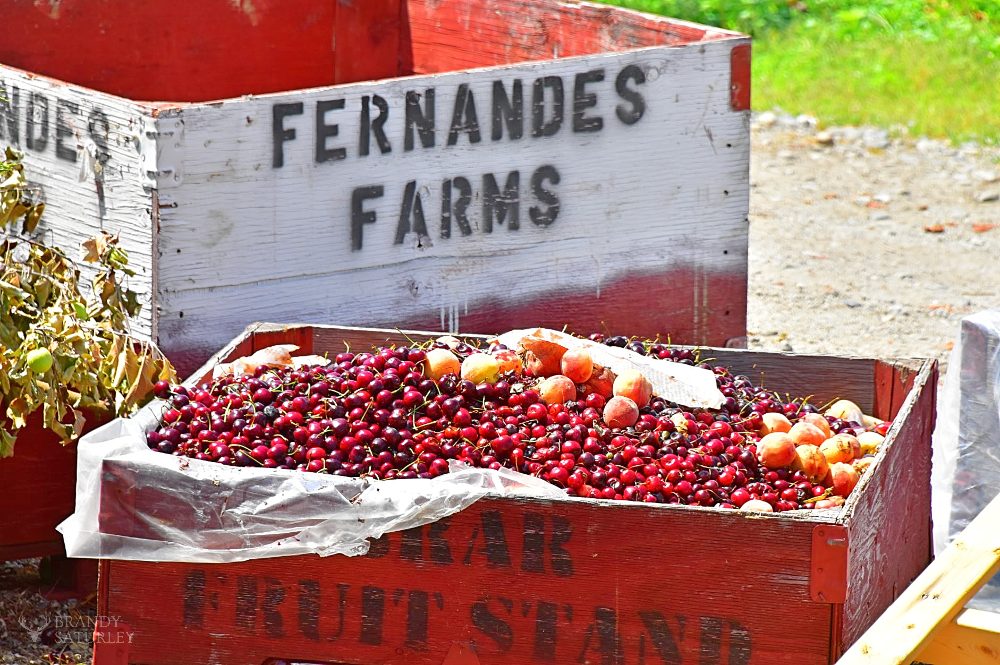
[825,399,864,425]
[521,338,567,377]
[603,396,639,429]
[612,369,653,407]
[791,444,829,483]
[537,375,577,405]
[852,456,875,476]
[814,496,845,510]
[828,462,860,498]
[580,365,616,398]
[761,412,792,434]
[788,421,827,447]
[435,335,462,349]
[820,433,861,464]
[492,348,523,375]
[560,348,594,383]
[756,432,797,469]
[800,412,832,438]
[741,499,774,513]
[461,353,501,384]
[857,431,884,456]
[423,348,461,381]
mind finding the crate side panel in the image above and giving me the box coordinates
[103,497,832,665]
[841,361,937,652]
[155,41,750,373]
[1,0,355,102]
[0,66,154,338]
[406,0,732,74]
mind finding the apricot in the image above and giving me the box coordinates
[603,396,639,429]
[852,456,875,476]
[560,348,594,383]
[537,375,577,405]
[799,412,832,438]
[788,421,827,447]
[757,432,797,469]
[828,462,860,498]
[820,433,861,464]
[791,444,829,483]
[612,369,653,407]
[761,412,792,434]
[424,348,461,381]
[857,431,884,456]
[461,353,501,384]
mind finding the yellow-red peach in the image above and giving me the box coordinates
[800,412,832,438]
[612,369,653,407]
[792,444,829,483]
[788,421,827,447]
[820,434,861,464]
[537,375,577,405]
[424,348,461,381]
[756,432,797,469]
[560,348,594,383]
[828,462,860,498]
[461,353,501,384]
[761,412,792,434]
[603,396,639,429]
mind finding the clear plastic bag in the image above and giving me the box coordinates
[57,400,564,563]
[931,309,1000,610]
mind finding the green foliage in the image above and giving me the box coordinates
[0,149,176,456]
[601,0,999,143]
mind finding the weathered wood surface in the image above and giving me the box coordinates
[92,323,937,665]
[840,359,937,654]
[154,37,749,371]
[0,65,155,339]
[100,496,829,665]
[838,492,1000,665]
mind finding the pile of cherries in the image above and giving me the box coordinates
[147,335,865,511]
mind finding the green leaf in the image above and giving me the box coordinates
[0,429,15,458]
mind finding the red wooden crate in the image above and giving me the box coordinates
[93,323,937,665]
[0,414,100,595]
[2,0,750,376]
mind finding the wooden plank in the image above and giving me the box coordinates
[0,65,155,339]
[335,0,407,84]
[838,359,936,654]
[406,0,740,74]
[2,0,340,102]
[102,496,830,665]
[916,608,1000,665]
[152,38,749,373]
[837,491,1000,664]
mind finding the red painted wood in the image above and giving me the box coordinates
[0,414,88,560]
[93,326,937,665]
[3,0,344,102]
[406,0,727,75]
[100,497,829,665]
[2,0,734,103]
[335,0,409,84]
[730,44,751,111]
[841,360,937,654]
[398,269,748,350]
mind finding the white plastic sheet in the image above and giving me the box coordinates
[931,309,1000,610]
[57,400,564,563]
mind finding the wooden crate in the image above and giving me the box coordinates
[93,323,937,665]
[1,0,751,375]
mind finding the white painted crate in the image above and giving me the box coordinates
[1,0,751,373]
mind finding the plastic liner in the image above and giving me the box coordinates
[59,328,723,563]
[57,400,564,563]
[931,309,1000,610]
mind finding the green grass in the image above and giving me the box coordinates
[600,1,999,144]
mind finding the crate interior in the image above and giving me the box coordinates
[4,0,738,103]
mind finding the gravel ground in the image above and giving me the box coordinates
[1,116,997,663]
[747,112,1000,367]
